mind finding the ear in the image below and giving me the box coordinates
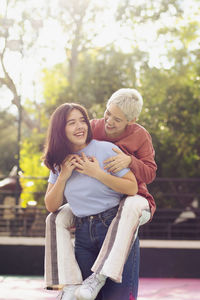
[128,117,136,125]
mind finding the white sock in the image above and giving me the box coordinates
[95,273,107,281]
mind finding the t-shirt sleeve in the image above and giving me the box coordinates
[48,170,59,184]
[103,143,130,178]
[115,167,130,178]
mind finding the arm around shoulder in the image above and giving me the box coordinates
[128,129,157,184]
[95,169,138,196]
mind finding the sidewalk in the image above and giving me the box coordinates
[0,276,200,300]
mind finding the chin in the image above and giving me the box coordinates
[106,131,115,137]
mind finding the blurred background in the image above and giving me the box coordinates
[0,0,200,289]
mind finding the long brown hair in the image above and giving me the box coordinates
[43,103,93,173]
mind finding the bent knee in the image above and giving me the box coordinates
[123,195,149,214]
[55,205,74,228]
[45,204,74,228]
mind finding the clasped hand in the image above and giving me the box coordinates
[72,152,101,178]
[60,155,78,180]
[60,153,100,179]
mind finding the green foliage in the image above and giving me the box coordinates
[0,111,18,176]
[41,48,138,117]
[42,64,69,109]
[139,60,200,179]
[72,48,137,110]
[116,0,183,24]
[19,134,49,207]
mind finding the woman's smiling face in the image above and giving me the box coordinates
[104,104,129,138]
[65,109,88,151]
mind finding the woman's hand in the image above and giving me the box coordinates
[73,152,101,178]
[59,155,77,180]
[72,153,138,196]
[103,148,131,173]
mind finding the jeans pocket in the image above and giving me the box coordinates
[100,207,118,228]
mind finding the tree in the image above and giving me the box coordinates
[0,110,18,176]
[0,0,44,130]
[47,0,106,87]
[41,47,139,117]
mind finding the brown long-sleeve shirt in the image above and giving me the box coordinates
[91,118,157,218]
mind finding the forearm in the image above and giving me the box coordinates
[95,170,138,196]
[129,155,157,184]
[44,177,67,212]
[121,130,157,184]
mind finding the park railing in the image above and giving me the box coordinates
[139,208,200,240]
[0,205,47,237]
[0,204,200,240]
[0,177,199,239]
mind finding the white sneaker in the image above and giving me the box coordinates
[75,273,106,300]
[58,285,80,300]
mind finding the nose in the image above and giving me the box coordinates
[106,115,113,125]
[76,121,84,129]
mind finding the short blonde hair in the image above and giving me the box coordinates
[106,88,143,121]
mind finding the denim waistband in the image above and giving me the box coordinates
[75,205,119,224]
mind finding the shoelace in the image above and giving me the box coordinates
[82,274,104,293]
[57,290,64,300]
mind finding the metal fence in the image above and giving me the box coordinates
[0,177,199,239]
[0,205,200,240]
[139,208,200,240]
[0,205,47,237]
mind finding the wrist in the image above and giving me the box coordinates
[94,168,104,180]
[58,174,68,182]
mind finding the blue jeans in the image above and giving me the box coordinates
[75,206,140,300]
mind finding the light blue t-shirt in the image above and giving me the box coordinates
[48,139,130,217]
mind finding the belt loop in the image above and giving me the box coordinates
[76,216,82,225]
[98,213,103,223]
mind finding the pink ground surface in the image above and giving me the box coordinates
[138,278,200,300]
[0,276,200,300]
